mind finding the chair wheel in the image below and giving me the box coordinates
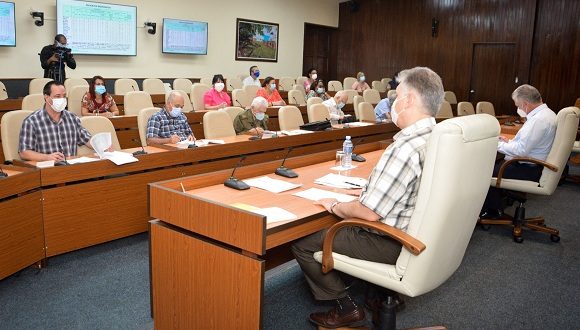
[514,236,524,243]
[550,235,560,242]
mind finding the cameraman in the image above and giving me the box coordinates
[40,34,76,83]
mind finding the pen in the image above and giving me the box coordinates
[180,182,186,193]
[344,181,363,188]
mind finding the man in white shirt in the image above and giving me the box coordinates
[242,65,261,87]
[480,84,556,218]
[322,91,348,120]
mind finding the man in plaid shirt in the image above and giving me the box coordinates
[146,91,194,145]
[292,67,444,329]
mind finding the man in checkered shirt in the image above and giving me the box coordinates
[292,67,444,329]
[146,91,194,145]
[19,81,92,162]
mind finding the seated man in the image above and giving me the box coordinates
[480,84,556,218]
[374,92,397,121]
[233,96,269,136]
[292,67,444,328]
[242,65,261,87]
[146,91,194,145]
[322,91,348,120]
[19,81,92,162]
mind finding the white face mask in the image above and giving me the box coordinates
[517,108,527,118]
[214,82,225,92]
[390,95,407,127]
[50,97,67,112]
[359,76,366,82]
[311,73,317,80]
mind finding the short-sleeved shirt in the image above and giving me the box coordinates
[146,108,193,140]
[306,90,330,101]
[233,109,269,135]
[19,108,91,157]
[304,79,315,93]
[81,92,116,114]
[352,81,370,92]
[359,117,435,232]
[322,97,345,120]
[203,88,232,107]
[256,88,283,104]
[243,76,261,87]
[374,98,392,121]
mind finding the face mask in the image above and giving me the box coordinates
[269,83,276,90]
[57,42,67,48]
[359,76,366,82]
[390,96,407,127]
[517,108,527,118]
[95,85,106,95]
[214,82,225,92]
[255,112,265,121]
[316,87,325,94]
[170,107,182,118]
[51,97,67,112]
[337,102,345,109]
[254,71,260,78]
[311,73,318,80]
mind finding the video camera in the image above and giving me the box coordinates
[54,46,72,59]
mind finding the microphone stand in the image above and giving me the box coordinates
[187,135,198,149]
[224,156,250,190]
[275,147,298,178]
[351,138,366,162]
[132,138,148,156]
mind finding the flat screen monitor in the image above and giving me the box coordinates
[0,1,16,47]
[57,0,137,56]
[162,18,208,55]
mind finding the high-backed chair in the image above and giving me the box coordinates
[437,101,454,118]
[292,84,307,98]
[124,91,153,116]
[64,78,88,93]
[343,89,359,104]
[143,78,166,95]
[226,77,243,91]
[165,90,193,112]
[29,78,52,94]
[387,90,397,99]
[476,101,495,116]
[21,94,44,110]
[199,77,212,87]
[203,111,236,139]
[308,103,330,122]
[314,114,500,328]
[173,78,193,95]
[114,78,139,95]
[138,107,161,147]
[191,83,210,111]
[353,95,364,118]
[278,106,304,130]
[68,85,89,117]
[363,89,381,104]
[457,102,475,116]
[232,89,250,109]
[307,97,323,112]
[219,107,244,122]
[327,80,343,92]
[1,110,33,163]
[444,91,458,105]
[381,78,392,89]
[358,102,376,122]
[288,90,306,106]
[278,77,295,92]
[77,116,121,156]
[371,80,387,93]
[243,85,260,98]
[343,77,357,90]
[479,107,580,243]
[296,76,308,89]
[0,81,8,100]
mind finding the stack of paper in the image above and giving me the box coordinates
[244,176,302,193]
[101,151,139,165]
[67,157,101,164]
[293,188,357,202]
[230,203,297,224]
[280,129,314,136]
[314,173,367,189]
[347,122,374,127]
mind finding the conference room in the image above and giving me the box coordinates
[1,0,579,329]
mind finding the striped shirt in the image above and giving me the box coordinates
[359,117,436,232]
[146,108,193,140]
[18,108,91,157]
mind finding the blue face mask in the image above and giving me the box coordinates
[95,85,106,95]
[254,71,260,78]
[255,112,265,121]
[316,87,325,94]
[337,102,345,109]
[269,83,276,90]
[170,107,182,118]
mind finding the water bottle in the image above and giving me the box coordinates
[342,136,353,168]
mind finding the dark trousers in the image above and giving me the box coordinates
[291,226,402,301]
[482,158,543,211]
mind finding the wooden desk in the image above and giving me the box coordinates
[149,146,384,328]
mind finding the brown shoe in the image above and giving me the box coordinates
[309,306,366,328]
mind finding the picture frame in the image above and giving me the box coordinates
[235,18,279,62]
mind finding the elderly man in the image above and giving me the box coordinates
[374,92,397,121]
[233,96,269,136]
[19,81,92,162]
[242,65,261,87]
[322,91,348,120]
[480,84,556,218]
[146,91,195,145]
[292,67,444,328]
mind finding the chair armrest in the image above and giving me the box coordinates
[321,218,426,274]
[495,157,558,188]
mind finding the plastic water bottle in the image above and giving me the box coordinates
[342,136,353,168]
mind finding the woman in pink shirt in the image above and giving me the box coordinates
[304,68,318,93]
[351,71,370,92]
[204,74,231,110]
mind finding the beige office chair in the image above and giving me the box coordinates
[444,91,458,105]
[137,107,161,147]
[343,77,357,90]
[387,90,397,99]
[29,78,52,94]
[476,101,495,116]
[371,80,387,93]
[165,90,193,112]
[308,103,330,122]
[278,77,295,92]
[314,114,500,328]
[353,95,364,119]
[232,89,250,109]
[457,102,475,116]
[191,83,210,111]
[381,77,392,89]
[358,102,376,122]
[237,74,247,81]
[436,101,454,118]
[199,77,212,87]
[203,111,236,139]
[77,116,121,156]
[327,80,343,92]
[292,84,307,98]
[173,78,193,95]
[114,78,139,95]
[288,90,306,106]
[278,106,304,130]
[243,85,260,99]
[219,107,244,122]
[1,110,33,163]
[68,86,89,117]
[0,81,8,100]
[363,89,381,104]
[343,89,359,104]
[307,96,323,111]
[479,107,580,243]
[226,77,243,91]
[124,91,153,116]
[143,78,166,95]
[21,94,45,110]
[296,76,308,89]
[64,78,88,92]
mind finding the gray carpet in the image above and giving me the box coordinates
[1,178,579,329]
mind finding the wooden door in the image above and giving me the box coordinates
[303,24,336,81]
[469,43,518,116]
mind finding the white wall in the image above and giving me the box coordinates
[1,0,339,79]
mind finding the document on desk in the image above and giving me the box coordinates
[66,157,101,164]
[293,188,357,203]
[314,173,367,189]
[230,203,297,223]
[347,122,374,127]
[280,129,314,136]
[102,151,139,165]
[244,176,302,193]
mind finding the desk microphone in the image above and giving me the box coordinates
[224,156,250,190]
[54,150,69,166]
[292,96,299,105]
[248,121,263,141]
[275,147,298,178]
[235,99,245,109]
[131,138,148,155]
[351,138,366,162]
[131,84,136,91]
[229,84,235,91]
[187,135,198,149]
[0,167,7,178]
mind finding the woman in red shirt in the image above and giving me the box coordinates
[256,76,286,106]
[203,74,232,110]
[81,75,119,117]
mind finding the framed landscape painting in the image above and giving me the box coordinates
[236,18,279,62]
